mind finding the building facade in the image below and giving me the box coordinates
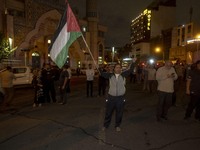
[0,0,107,69]
[130,0,176,61]
[170,22,200,64]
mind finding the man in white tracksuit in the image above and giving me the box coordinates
[100,59,136,132]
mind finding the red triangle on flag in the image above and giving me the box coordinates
[67,4,81,32]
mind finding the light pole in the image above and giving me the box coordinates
[112,47,115,64]
[8,37,13,64]
[8,38,13,49]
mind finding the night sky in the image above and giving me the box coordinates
[69,0,200,47]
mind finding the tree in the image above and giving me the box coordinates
[0,32,11,62]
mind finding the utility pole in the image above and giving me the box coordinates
[189,7,193,23]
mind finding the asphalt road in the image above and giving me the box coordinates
[0,76,200,150]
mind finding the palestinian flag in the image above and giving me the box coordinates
[49,2,82,68]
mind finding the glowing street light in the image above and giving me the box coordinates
[155,47,164,62]
[47,39,51,44]
[8,37,13,49]
[155,47,161,53]
[149,58,155,64]
[8,37,13,61]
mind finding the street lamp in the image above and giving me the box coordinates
[155,47,164,62]
[8,37,13,62]
[196,34,200,60]
[112,47,115,63]
[155,47,161,53]
[8,38,13,49]
[47,39,51,44]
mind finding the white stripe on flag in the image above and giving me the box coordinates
[50,23,70,61]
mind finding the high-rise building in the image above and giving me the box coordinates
[130,0,176,60]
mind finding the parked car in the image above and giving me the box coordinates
[12,66,33,86]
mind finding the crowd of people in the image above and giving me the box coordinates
[85,59,200,131]
[31,63,71,107]
[130,60,200,123]
[0,59,200,132]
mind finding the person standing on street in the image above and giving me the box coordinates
[156,60,178,121]
[0,66,16,110]
[41,63,56,103]
[184,60,200,121]
[66,65,71,94]
[58,65,69,105]
[142,65,148,91]
[32,69,44,107]
[86,64,95,97]
[173,62,184,106]
[98,65,107,97]
[146,64,156,93]
[76,67,81,77]
[129,66,137,83]
[101,58,136,132]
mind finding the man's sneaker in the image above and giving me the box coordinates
[116,127,121,132]
[38,103,42,107]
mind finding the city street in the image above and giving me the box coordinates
[0,76,200,150]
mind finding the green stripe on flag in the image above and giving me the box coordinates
[54,32,82,68]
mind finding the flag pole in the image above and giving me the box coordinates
[80,34,100,73]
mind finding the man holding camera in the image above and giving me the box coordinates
[156,61,178,121]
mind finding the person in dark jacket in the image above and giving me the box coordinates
[100,58,136,132]
[184,60,200,121]
[58,65,69,105]
[32,69,44,107]
[98,65,107,97]
[41,63,56,103]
